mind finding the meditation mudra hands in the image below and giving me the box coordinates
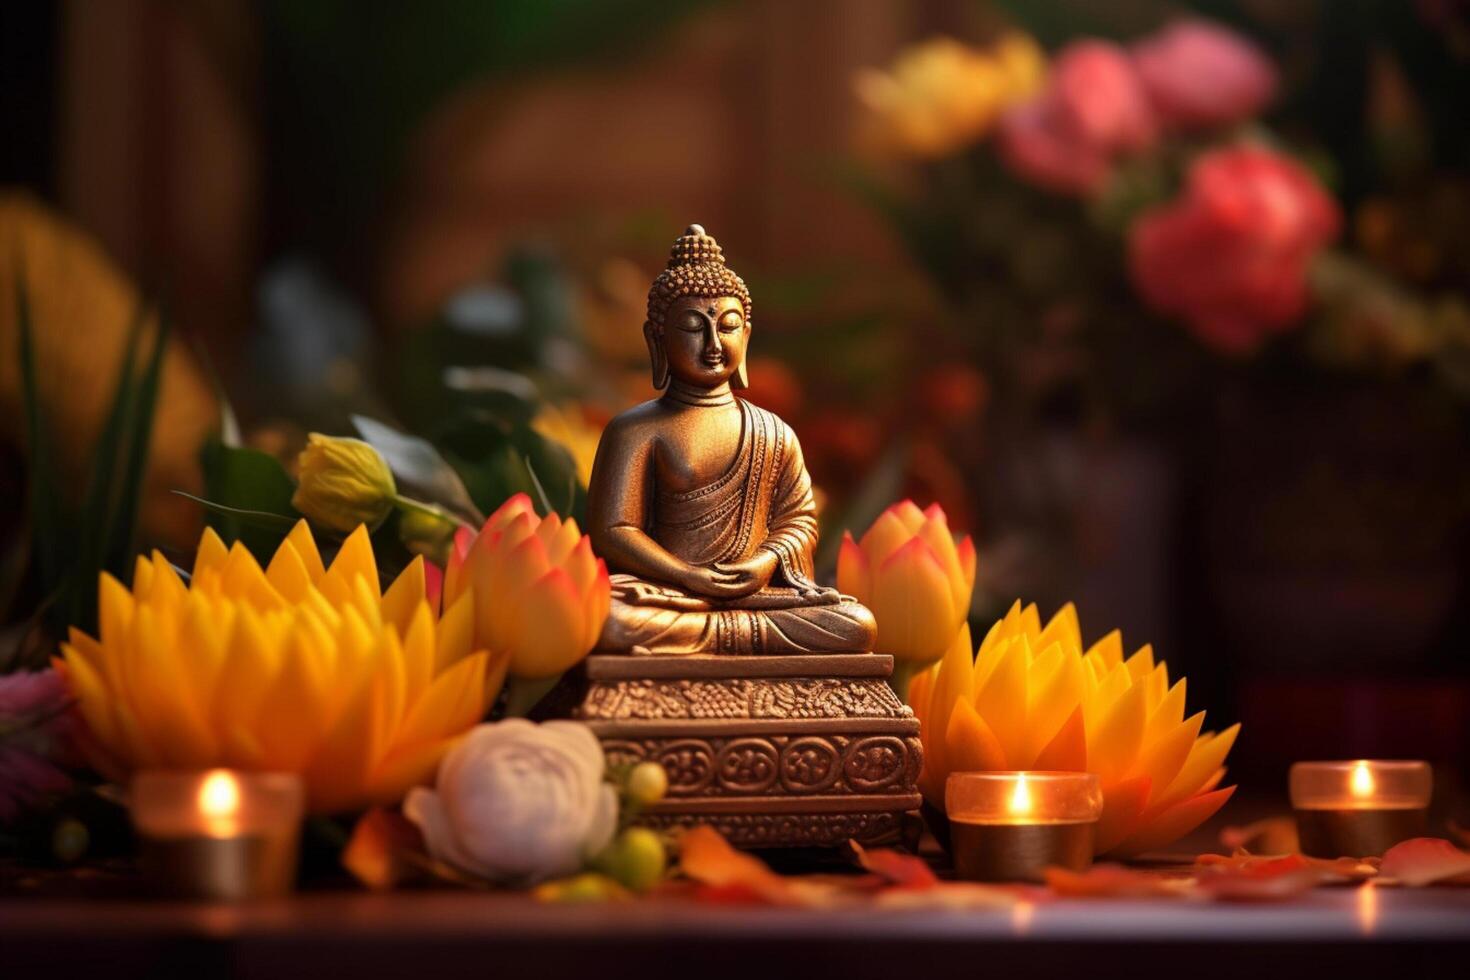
[679,551,778,600]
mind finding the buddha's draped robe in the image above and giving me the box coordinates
[598,399,876,655]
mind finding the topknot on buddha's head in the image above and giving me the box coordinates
[646,224,752,330]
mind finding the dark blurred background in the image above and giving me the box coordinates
[2,0,1468,801]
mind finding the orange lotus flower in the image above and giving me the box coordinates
[56,522,505,814]
[908,601,1238,857]
[838,501,976,667]
[442,494,611,681]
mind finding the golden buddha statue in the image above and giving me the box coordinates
[588,224,877,655]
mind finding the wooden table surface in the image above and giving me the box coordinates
[6,878,1470,980]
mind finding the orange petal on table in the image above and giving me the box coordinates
[1094,775,1152,856]
[1379,838,1470,886]
[1032,705,1087,772]
[1044,863,1183,898]
[849,841,939,890]
[1196,851,1374,886]
[678,826,835,906]
[1219,815,1300,855]
[1195,865,1321,902]
[342,807,426,891]
[1109,785,1236,859]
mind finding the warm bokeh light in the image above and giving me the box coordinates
[1356,882,1378,935]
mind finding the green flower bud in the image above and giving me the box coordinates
[626,761,669,806]
[292,434,396,533]
[593,827,666,893]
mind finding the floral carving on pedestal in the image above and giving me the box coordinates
[596,734,921,798]
[582,678,910,722]
[779,737,841,793]
[717,739,780,792]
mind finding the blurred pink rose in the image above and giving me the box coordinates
[1133,20,1277,129]
[1129,146,1341,353]
[0,669,79,824]
[998,40,1156,195]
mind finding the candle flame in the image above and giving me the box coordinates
[1349,761,1375,799]
[199,770,241,818]
[1008,773,1033,816]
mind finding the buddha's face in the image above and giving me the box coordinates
[660,294,749,388]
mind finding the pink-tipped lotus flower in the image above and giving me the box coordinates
[443,494,611,680]
[838,500,976,666]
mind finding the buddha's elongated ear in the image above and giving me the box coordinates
[643,321,669,390]
[731,322,751,389]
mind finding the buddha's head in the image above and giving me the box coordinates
[644,224,752,391]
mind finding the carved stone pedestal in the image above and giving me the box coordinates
[573,653,922,848]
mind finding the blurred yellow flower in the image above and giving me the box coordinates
[292,434,398,533]
[0,193,217,547]
[908,601,1238,858]
[443,494,610,681]
[838,500,976,667]
[854,34,1046,160]
[532,403,604,488]
[57,521,505,814]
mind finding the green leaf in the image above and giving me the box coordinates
[198,440,300,560]
[14,261,66,602]
[102,304,170,581]
[352,413,485,524]
[73,300,147,615]
[172,492,300,533]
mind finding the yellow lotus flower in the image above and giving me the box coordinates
[292,434,397,533]
[56,521,506,814]
[442,494,610,681]
[838,500,976,666]
[854,34,1046,160]
[532,403,604,489]
[907,601,1238,858]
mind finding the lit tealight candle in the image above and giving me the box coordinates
[132,770,304,901]
[946,771,1103,882]
[1289,760,1431,858]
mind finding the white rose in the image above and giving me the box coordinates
[404,719,617,885]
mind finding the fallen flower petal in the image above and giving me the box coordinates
[1379,838,1470,887]
[849,841,940,890]
[1219,815,1299,855]
[1044,863,1185,898]
[677,825,837,906]
[1193,851,1374,900]
[342,808,427,892]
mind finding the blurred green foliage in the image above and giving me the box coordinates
[8,272,165,659]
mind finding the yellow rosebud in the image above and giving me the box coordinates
[442,493,611,680]
[838,500,976,665]
[292,434,397,533]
